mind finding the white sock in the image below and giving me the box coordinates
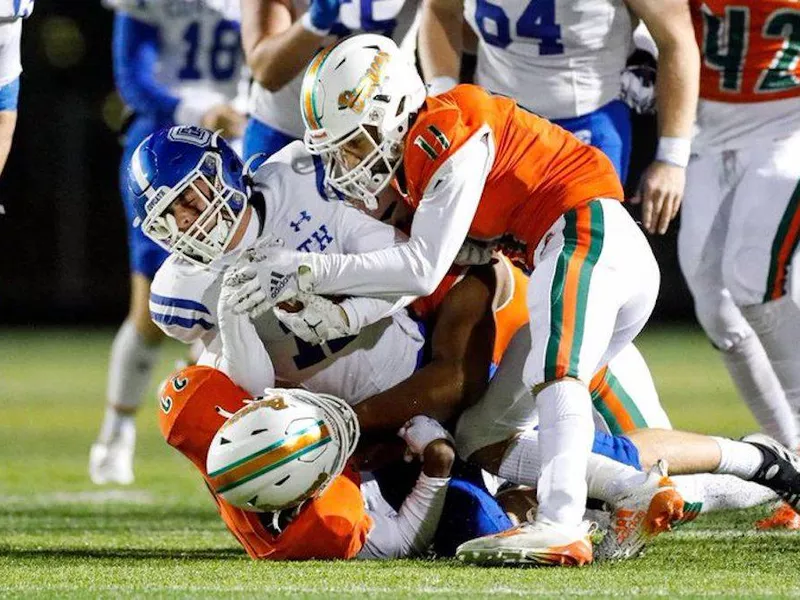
[97,405,135,445]
[741,297,800,435]
[672,474,777,513]
[584,453,648,504]
[720,334,799,447]
[106,319,161,412]
[535,380,594,527]
[712,437,763,479]
[497,429,646,505]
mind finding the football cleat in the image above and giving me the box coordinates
[455,519,593,567]
[756,502,800,530]
[742,434,800,510]
[88,419,136,486]
[595,459,684,561]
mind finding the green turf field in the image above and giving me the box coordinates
[2,326,799,598]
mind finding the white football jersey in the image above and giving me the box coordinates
[249,0,420,138]
[105,0,243,109]
[151,142,425,404]
[0,0,32,87]
[464,0,634,119]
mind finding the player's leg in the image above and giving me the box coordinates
[242,116,297,162]
[724,135,800,440]
[589,343,671,434]
[679,152,797,447]
[90,121,170,485]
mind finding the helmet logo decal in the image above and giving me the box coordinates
[172,376,189,392]
[168,126,213,147]
[337,51,391,114]
[160,395,173,414]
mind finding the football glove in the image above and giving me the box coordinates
[620,49,657,115]
[398,415,455,462]
[274,293,358,344]
[454,240,494,266]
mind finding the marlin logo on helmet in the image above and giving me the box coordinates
[337,51,391,114]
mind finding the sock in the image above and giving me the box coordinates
[741,297,800,436]
[106,319,161,412]
[672,474,777,513]
[498,428,646,506]
[712,437,763,480]
[534,380,595,527]
[97,405,135,445]
[720,333,799,448]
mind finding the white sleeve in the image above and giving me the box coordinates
[0,19,21,86]
[357,473,450,559]
[334,201,418,327]
[305,127,494,297]
[0,0,32,20]
[197,308,275,397]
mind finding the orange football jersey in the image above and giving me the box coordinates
[692,0,800,102]
[158,365,373,560]
[402,85,623,270]
[410,257,529,365]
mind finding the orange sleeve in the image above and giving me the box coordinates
[410,266,468,321]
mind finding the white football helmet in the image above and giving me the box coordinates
[206,388,359,512]
[300,34,426,210]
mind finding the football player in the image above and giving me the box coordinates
[239,0,419,160]
[224,34,668,565]
[677,0,800,467]
[0,0,33,180]
[158,363,458,559]
[417,0,699,233]
[89,0,246,486]
[132,126,800,560]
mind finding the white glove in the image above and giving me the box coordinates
[274,293,358,344]
[454,240,493,266]
[620,63,657,115]
[397,415,454,462]
[225,239,314,319]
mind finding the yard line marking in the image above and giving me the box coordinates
[0,490,156,506]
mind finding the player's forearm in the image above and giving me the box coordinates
[245,19,324,92]
[653,31,699,139]
[418,0,464,83]
[359,473,450,559]
[339,296,415,331]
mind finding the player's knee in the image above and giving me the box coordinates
[692,287,753,351]
[722,253,764,308]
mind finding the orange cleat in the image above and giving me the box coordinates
[756,503,800,530]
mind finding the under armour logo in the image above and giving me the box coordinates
[290,211,312,232]
[269,271,292,300]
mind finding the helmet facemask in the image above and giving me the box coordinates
[314,122,404,211]
[139,151,247,268]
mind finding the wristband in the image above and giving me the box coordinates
[427,75,458,97]
[655,136,691,168]
[300,11,331,37]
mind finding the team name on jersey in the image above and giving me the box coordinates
[287,210,335,253]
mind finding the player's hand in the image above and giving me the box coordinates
[224,238,314,318]
[306,0,342,31]
[454,240,494,266]
[620,63,657,115]
[201,104,247,140]
[397,415,454,463]
[630,161,686,235]
[274,293,357,344]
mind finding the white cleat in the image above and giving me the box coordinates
[595,459,684,561]
[88,420,136,485]
[456,519,594,567]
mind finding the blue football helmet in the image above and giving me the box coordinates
[128,126,248,266]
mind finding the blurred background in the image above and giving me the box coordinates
[0,0,692,326]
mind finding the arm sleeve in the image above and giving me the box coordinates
[304,127,494,297]
[197,308,276,396]
[0,0,33,20]
[357,473,450,559]
[112,13,180,120]
[335,205,418,327]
